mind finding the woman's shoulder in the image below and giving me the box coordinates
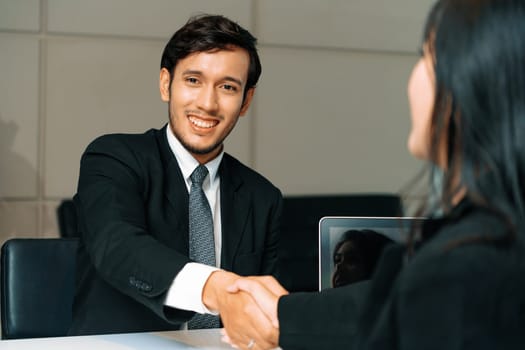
[400,207,525,291]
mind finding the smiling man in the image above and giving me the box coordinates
[68,15,282,336]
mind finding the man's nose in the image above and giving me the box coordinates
[196,85,218,113]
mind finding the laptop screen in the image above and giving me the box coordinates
[318,216,423,290]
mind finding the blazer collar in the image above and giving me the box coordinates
[219,155,251,270]
[156,125,190,251]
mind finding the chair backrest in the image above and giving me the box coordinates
[0,238,78,339]
[57,199,79,237]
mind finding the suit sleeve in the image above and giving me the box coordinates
[356,247,466,350]
[276,243,465,350]
[277,280,370,350]
[389,252,464,350]
[75,135,194,323]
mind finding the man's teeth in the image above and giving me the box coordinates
[189,116,216,128]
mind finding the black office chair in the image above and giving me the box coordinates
[57,199,79,237]
[0,238,78,339]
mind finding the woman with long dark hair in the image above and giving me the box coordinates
[222,1,525,349]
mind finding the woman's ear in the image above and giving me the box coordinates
[159,68,171,102]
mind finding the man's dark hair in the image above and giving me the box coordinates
[160,14,262,100]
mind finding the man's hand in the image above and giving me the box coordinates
[221,276,289,349]
[202,271,279,349]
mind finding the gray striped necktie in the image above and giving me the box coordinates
[187,164,221,329]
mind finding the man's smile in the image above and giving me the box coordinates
[188,115,219,129]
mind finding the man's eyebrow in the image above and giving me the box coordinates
[182,69,203,76]
[182,70,243,86]
[223,76,243,86]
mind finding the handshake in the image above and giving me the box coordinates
[202,271,289,350]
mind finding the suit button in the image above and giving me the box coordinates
[129,276,151,291]
[129,276,137,286]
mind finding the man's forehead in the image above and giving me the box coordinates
[174,48,250,81]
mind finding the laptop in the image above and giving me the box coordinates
[318,216,423,290]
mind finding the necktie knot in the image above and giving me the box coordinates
[190,165,208,186]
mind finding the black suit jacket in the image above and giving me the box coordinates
[278,201,525,349]
[69,125,282,335]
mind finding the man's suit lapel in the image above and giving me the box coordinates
[156,126,190,253]
[219,155,251,270]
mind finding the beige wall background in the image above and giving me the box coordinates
[0,0,434,241]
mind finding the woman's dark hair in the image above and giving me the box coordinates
[160,14,262,101]
[412,0,525,247]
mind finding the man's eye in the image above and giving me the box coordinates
[222,84,238,92]
[186,77,198,84]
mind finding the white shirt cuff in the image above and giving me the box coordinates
[165,262,220,315]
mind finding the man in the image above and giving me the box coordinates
[68,14,282,336]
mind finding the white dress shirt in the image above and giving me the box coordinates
[164,125,222,315]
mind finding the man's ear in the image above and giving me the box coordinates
[239,87,255,116]
[159,68,171,102]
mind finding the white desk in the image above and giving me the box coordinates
[0,329,233,350]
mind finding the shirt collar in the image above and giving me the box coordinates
[166,124,223,186]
